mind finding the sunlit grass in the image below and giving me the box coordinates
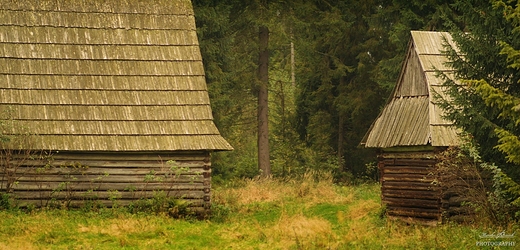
[0,171,518,249]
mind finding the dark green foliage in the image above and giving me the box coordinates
[439,0,520,178]
[293,0,456,177]
[194,0,259,179]
[371,0,459,93]
[196,1,520,183]
[127,192,193,218]
[193,0,465,181]
[0,193,11,210]
[209,203,231,223]
[437,0,520,220]
[292,0,385,176]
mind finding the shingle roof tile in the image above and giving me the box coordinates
[0,0,232,151]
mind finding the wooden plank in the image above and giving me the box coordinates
[383,164,435,171]
[383,197,440,209]
[382,189,439,199]
[381,174,436,182]
[10,152,210,162]
[11,167,208,176]
[15,199,207,208]
[386,205,440,214]
[8,159,208,169]
[384,163,436,170]
[382,167,435,175]
[11,190,206,200]
[3,182,206,191]
[381,151,435,158]
[387,208,440,219]
[382,181,440,191]
[392,158,437,166]
[16,174,205,183]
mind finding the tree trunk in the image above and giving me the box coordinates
[337,74,347,171]
[338,112,345,171]
[258,25,271,177]
[290,40,295,87]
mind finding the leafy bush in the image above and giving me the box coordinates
[127,191,193,218]
[0,193,11,210]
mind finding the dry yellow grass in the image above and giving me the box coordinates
[346,199,380,221]
[0,241,39,250]
[272,214,335,247]
[340,199,381,244]
[77,218,148,236]
[214,170,354,210]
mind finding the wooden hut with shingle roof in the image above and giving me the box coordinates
[0,0,232,214]
[361,31,463,223]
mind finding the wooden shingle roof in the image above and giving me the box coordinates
[0,0,233,151]
[361,31,459,148]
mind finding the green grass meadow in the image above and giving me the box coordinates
[1,173,518,249]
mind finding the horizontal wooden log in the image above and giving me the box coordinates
[382,167,435,175]
[380,151,436,159]
[16,174,205,183]
[382,163,432,168]
[382,159,437,167]
[5,159,208,169]
[387,208,440,219]
[10,168,207,177]
[14,199,207,209]
[11,190,207,200]
[9,152,210,162]
[2,182,206,191]
[383,189,440,199]
[3,169,209,181]
[383,197,440,209]
[381,174,436,182]
[382,181,440,191]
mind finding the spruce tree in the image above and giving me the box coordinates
[440,0,520,177]
[438,0,520,216]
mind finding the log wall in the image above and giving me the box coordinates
[379,149,488,224]
[0,151,212,214]
[379,151,442,223]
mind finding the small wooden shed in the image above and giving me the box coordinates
[361,31,461,223]
[0,0,232,213]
